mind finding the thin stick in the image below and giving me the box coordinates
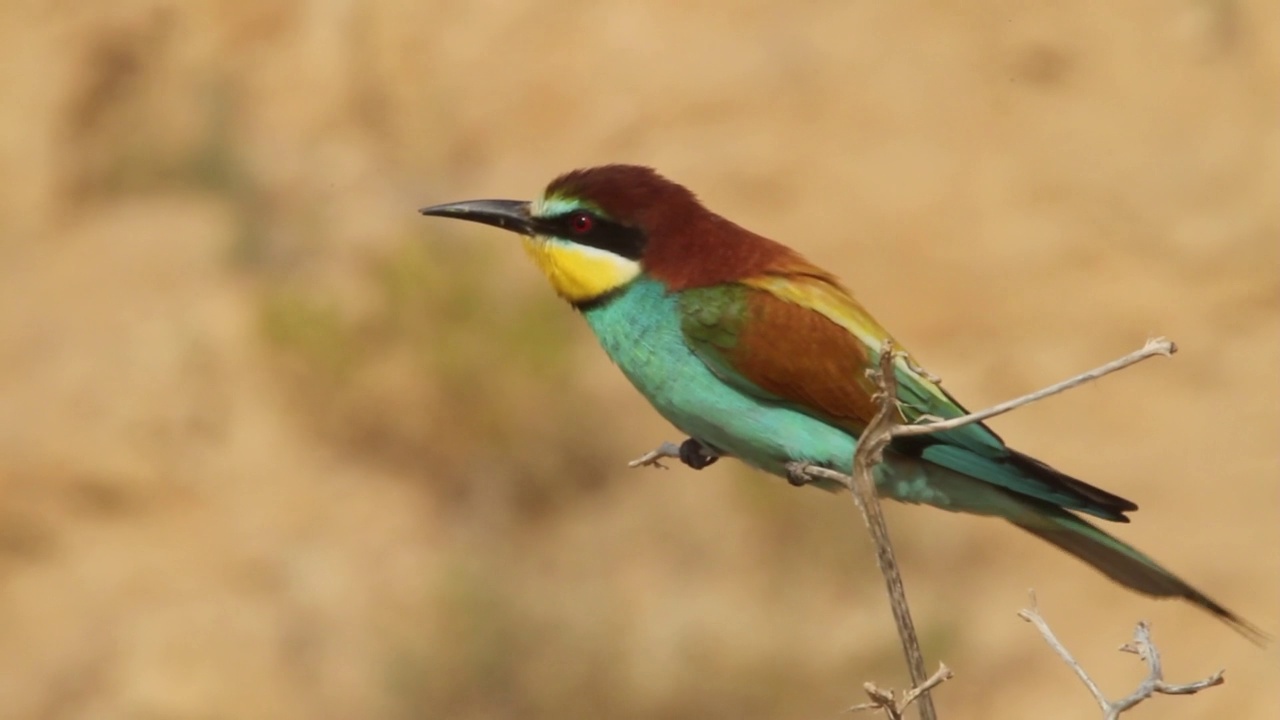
[1017,592,1111,713]
[1019,596,1225,719]
[849,663,954,720]
[894,337,1176,437]
[845,340,938,720]
[627,441,682,469]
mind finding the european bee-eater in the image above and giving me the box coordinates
[420,164,1261,641]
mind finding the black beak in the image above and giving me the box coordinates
[418,199,534,235]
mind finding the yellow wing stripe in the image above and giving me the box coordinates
[743,274,957,413]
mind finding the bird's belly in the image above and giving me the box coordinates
[582,279,856,476]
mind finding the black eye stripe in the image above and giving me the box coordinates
[536,213,646,261]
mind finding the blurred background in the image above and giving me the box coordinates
[1,1,1277,718]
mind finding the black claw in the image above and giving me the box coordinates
[678,438,719,470]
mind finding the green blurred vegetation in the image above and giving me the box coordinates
[259,233,621,519]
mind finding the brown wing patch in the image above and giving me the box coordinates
[728,284,880,432]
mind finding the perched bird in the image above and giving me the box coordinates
[420,164,1262,641]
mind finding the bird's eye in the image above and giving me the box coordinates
[568,212,594,235]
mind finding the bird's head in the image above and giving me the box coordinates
[420,164,802,306]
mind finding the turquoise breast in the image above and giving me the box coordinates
[582,277,858,477]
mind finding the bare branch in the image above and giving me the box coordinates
[900,664,955,710]
[793,464,858,490]
[626,441,682,469]
[1019,596,1225,719]
[1017,592,1112,713]
[849,664,954,720]
[894,337,1177,438]
[838,340,940,720]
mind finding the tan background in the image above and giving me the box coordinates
[1,2,1277,718]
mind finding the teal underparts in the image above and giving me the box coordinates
[583,277,857,476]
[582,277,1060,517]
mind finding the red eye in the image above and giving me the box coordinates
[568,212,594,234]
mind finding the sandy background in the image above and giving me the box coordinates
[1,2,1277,718]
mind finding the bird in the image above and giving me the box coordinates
[419,164,1263,642]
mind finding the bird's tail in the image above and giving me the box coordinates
[877,459,1267,644]
[1009,501,1267,644]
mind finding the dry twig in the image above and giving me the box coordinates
[1019,594,1225,719]
[849,663,954,720]
[815,341,940,720]
[627,441,682,469]
[892,337,1177,437]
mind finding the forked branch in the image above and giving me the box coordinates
[819,340,941,720]
[1019,595,1225,719]
[849,663,954,720]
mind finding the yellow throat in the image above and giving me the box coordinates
[521,235,641,304]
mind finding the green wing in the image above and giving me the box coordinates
[677,274,1138,522]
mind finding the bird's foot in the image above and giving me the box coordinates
[628,438,721,470]
[784,461,814,487]
[678,438,719,470]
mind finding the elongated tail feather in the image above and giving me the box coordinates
[877,456,1267,644]
[1011,501,1269,645]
